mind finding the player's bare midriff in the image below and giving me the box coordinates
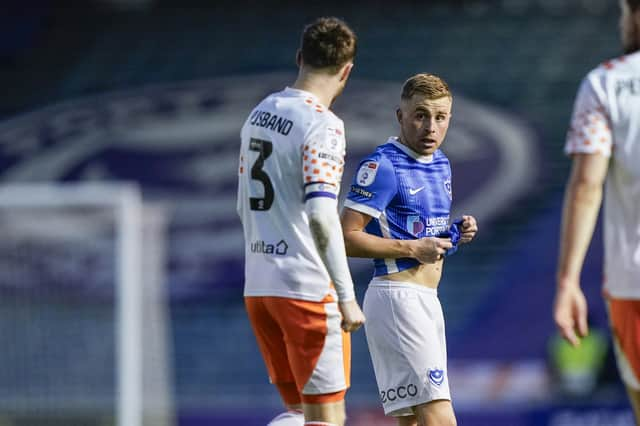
[379,260,443,289]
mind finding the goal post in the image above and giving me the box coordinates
[0,182,174,426]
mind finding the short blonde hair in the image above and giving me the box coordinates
[401,73,451,101]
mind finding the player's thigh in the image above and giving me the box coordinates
[245,296,301,407]
[414,399,456,426]
[267,296,350,397]
[245,297,295,381]
[363,282,450,416]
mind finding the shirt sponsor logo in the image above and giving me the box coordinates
[318,151,342,163]
[408,216,450,236]
[380,383,418,403]
[407,215,424,235]
[350,185,373,199]
[250,239,288,256]
[356,161,378,187]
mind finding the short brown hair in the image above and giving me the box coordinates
[401,73,451,101]
[628,0,640,11]
[300,17,357,73]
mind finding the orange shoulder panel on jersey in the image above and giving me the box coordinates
[601,55,628,70]
[565,75,613,157]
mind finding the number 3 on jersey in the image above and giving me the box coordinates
[248,138,274,211]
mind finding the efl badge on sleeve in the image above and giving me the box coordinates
[356,161,378,187]
[326,127,345,153]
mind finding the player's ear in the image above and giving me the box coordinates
[396,108,403,124]
[296,50,303,67]
[339,62,353,82]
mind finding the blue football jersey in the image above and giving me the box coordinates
[344,137,453,276]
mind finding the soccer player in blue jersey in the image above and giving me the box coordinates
[341,73,478,426]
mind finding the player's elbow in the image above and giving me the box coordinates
[571,173,603,190]
[569,178,603,205]
[307,208,334,231]
[342,230,360,257]
[308,216,330,253]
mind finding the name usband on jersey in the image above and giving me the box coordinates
[304,182,338,200]
[249,109,294,136]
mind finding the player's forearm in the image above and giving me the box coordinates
[343,229,414,260]
[306,199,356,302]
[557,178,603,289]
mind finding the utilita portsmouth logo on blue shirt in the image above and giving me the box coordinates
[428,368,445,386]
[407,216,449,237]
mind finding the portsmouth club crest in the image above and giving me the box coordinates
[428,368,445,387]
[444,178,452,201]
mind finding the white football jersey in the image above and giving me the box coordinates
[565,51,640,299]
[237,87,346,301]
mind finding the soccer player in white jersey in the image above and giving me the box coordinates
[237,17,365,426]
[341,74,478,426]
[553,0,640,421]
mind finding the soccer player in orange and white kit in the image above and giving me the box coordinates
[237,17,365,426]
[554,0,640,421]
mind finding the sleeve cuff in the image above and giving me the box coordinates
[343,199,382,219]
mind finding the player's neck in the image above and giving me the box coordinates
[292,72,338,108]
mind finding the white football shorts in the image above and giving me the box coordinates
[363,278,451,416]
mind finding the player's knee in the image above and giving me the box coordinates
[424,412,456,426]
[305,408,346,426]
[396,414,418,426]
[302,396,345,426]
[416,400,456,426]
[442,414,457,426]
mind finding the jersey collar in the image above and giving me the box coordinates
[284,87,320,102]
[389,137,434,163]
[283,87,332,111]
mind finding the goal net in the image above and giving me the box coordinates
[0,183,174,426]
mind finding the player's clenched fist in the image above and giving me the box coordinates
[410,237,452,264]
[339,300,366,332]
[459,214,478,244]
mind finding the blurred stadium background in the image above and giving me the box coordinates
[0,0,634,425]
